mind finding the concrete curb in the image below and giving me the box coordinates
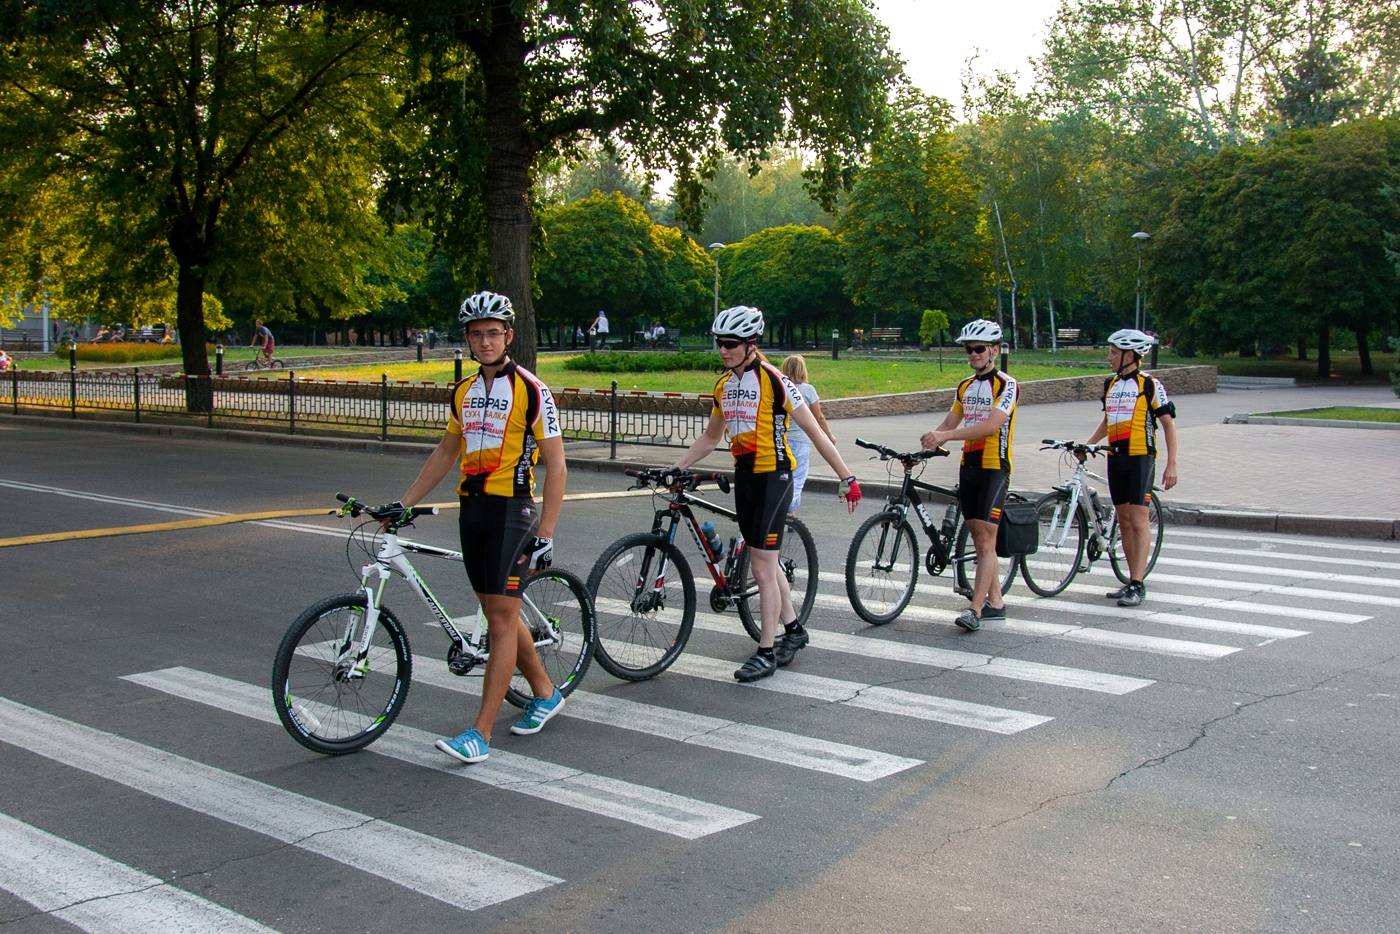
[1225,413,1400,430]
[6,410,1395,540]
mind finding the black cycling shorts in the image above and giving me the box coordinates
[959,465,1010,524]
[1107,455,1155,507]
[734,468,793,551]
[459,494,538,596]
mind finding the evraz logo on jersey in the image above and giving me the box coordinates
[539,385,561,435]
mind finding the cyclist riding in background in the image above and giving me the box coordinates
[672,305,862,682]
[251,319,275,363]
[920,319,1018,633]
[1082,328,1179,607]
[387,290,568,764]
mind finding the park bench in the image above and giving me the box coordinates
[870,328,903,346]
[1056,328,1083,345]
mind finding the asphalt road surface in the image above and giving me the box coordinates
[2,423,1398,933]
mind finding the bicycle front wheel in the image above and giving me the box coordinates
[953,521,1019,598]
[1021,491,1087,597]
[1110,491,1164,583]
[272,594,411,755]
[737,515,820,640]
[587,533,695,680]
[505,568,596,708]
[845,512,919,625]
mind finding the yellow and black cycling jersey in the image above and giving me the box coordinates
[952,370,1017,472]
[1102,371,1175,457]
[447,360,561,497]
[712,358,806,473]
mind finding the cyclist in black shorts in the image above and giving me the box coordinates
[388,291,568,764]
[1082,328,1179,607]
[672,306,862,681]
[921,319,1017,632]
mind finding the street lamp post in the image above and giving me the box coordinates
[1132,231,1151,331]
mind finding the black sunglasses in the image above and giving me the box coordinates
[964,344,991,354]
[715,338,748,350]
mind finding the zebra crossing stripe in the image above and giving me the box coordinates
[1094,569,1400,609]
[1054,581,1366,624]
[686,616,1153,694]
[991,587,1310,640]
[123,667,755,839]
[1151,555,1400,589]
[664,653,1053,735]
[0,811,278,934]
[1167,528,1400,556]
[1162,541,1400,572]
[808,592,1237,659]
[0,696,559,910]
[407,658,922,781]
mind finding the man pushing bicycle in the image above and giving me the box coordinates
[1080,329,1179,607]
[388,291,568,764]
[920,319,1017,632]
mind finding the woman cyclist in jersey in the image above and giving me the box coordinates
[921,319,1018,632]
[388,291,569,764]
[1081,328,1178,607]
[673,306,863,682]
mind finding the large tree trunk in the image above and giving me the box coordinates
[1296,333,1307,361]
[1316,323,1330,379]
[474,20,538,372]
[1356,329,1373,376]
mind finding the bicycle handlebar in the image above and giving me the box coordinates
[623,468,731,495]
[333,493,438,524]
[855,438,949,463]
[1040,439,1113,456]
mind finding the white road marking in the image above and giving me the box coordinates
[1074,566,1400,609]
[686,615,1154,695]
[125,667,755,840]
[1163,541,1400,572]
[409,658,922,781]
[0,695,559,910]
[1055,581,1367,624]
[1167,528,1400,556]
[0,811,279,934]
[1152,555,1400,589]
[811,592,1239,659]
[0,479,220,517]
[664,653,1053,735]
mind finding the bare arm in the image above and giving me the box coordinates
[922,409,1007,449]
[535,434,567,537]
[398,428,461,506]
[1158,414,1178,490]
[1086,416,1108,445]
[674,413,728,470]
[809,400,836,443]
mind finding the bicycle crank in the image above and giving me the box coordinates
[709,586,732,613]
[925,547,947,577]
[447,644,481,676]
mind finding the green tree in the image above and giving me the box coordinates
[717,225,849,343]
[919,308,950,345]
[357,0,898,370]
[840,89,989,335]
[0,1,404,405]
[535,191,711,333]
[692,152,836,246]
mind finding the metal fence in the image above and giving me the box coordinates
[6,368,711,449]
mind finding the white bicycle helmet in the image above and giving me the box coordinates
[712,305,764,340]
[459,291,515,324]
[1107,328,1157,356]
[955,318,1003,344]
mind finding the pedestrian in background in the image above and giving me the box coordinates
[780,355,836,513]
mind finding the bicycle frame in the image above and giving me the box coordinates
[649,489,747,590]
[876,468,966,578]
[1042,458,1116,557]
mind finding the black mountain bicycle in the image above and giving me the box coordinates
[585,468,818,681]
[844,439,1021,624]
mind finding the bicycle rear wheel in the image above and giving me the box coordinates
[272,593,411,755]
[737,515,819,640]
[505,569,596,708]
[1110,491,1164,583]
[1021,491,1087,597]
[587,533,695,680]
[845,511,919,625]
[953,521,1020,598]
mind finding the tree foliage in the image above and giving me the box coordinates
[717,225,849,334]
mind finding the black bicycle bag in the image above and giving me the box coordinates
[996,501,1040,557]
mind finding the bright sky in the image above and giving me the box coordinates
[871,0,1063,111]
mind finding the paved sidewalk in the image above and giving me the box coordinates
[568,383,1400,521]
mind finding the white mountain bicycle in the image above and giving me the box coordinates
[272,494,596,755]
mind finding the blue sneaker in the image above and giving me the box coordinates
[435,728,489,763]
[510,688,565,735]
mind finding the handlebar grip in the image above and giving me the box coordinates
[336,492,351,503]
[932,447,950,457]
[1042,439,1059,445]
[704,473,731,494]
[408,506,439,518]
[623,469,642,478]
[855,438,878,450]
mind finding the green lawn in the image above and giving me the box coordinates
[1264,406,1400,422]
[11,345,388,370]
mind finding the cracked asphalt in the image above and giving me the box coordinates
[2,422,1397,933]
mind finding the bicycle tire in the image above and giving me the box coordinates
[737,515,820,640]
[953,521,1020,597]
[1110,491,1164,584]
[844,511,920,625]
[586,533,695,681]
[272,593,411,756]
[270,359,285,369]
[1020,491,1087,597]
[504,568,596,708]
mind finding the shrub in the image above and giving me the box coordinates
[57,343,210,363]
[563,351,721,373]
